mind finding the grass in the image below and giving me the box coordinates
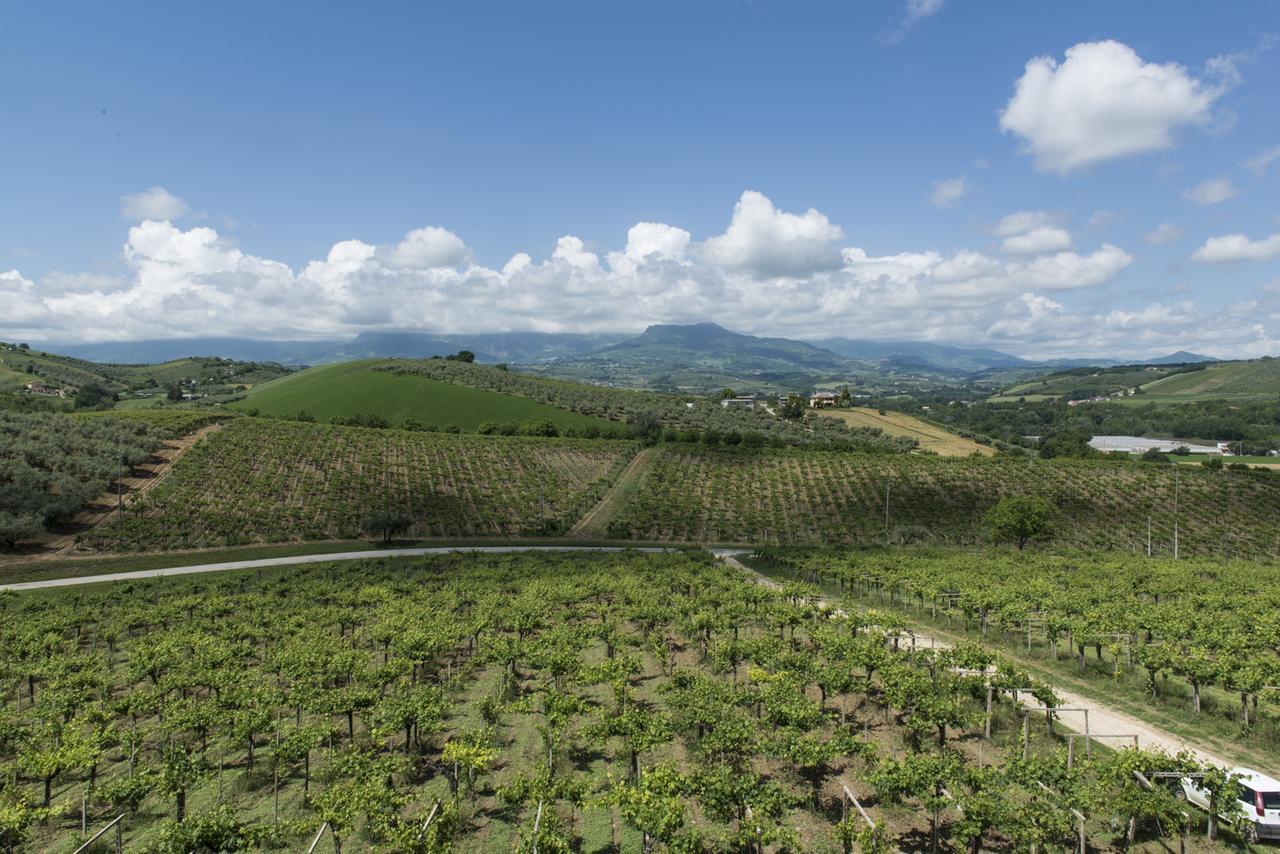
[816,407,994,456]
[229,360,616,432]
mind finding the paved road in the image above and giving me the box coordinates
[723,555,1236,769]
[0,545,729,592]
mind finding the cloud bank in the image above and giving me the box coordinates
[6,189,1277,359]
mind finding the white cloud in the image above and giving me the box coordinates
[0,190,1158,356]
[386,226,470,269]
[1145,223,1184,245]
[929,176,969,209]
[882,0,944,43]
[1182,178,1237,206]
[999,41,1220,173]
[994,210,1056,238]
[1001,227,1073,255]
[701,190,844,277]
[1243,145,1280,177]
[1191,232,1280,263]
[120,186,189,221]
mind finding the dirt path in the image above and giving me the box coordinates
[19,424,222,560]
[568,446,659,537]
[723,555,1235,769]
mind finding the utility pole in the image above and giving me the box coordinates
[884,478,891,545]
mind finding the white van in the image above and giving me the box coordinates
[1179,767,1280,842]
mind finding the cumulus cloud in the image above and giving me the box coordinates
[929,176,969,209]
[1242,145,1280,177]
[0,190,1157,356]
[120,186,189,221]
[999,41,1221,173]
[994,210,1056,237]
[386,226,470,269]
[1001,227,1073,255]
[1145,223,1185,245]
[1191,232,1280,263]
[701,190,844,277]
[1182,178,1237,206]
[993,210,1073,255]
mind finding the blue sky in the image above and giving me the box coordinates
[2,1,1279,358]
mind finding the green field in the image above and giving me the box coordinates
[230,360,618,432]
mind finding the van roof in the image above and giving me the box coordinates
[1234,768,1280,790]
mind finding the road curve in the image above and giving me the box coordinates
[1,546,748,592]
[723,555,1237,770]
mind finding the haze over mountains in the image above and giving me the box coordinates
[43,323,1214,392]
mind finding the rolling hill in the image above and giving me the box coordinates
[993,357,1276,404]
[228,360,619,432]
[0,341,291,399]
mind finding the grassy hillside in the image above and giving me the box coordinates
[0,341,292,398]
[816,407,994,456]
[994,364,1189,401]
[994,358,1280,405]
[381,359,917,451]
[603,446,1280,557]
[229,360,617,432]
[81,418,637,550]
[1133,358,1280,401]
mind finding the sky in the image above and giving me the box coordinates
[2,1,1279,360]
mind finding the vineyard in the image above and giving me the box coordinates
[603,446,1280,557]
[767,549,1280,762]
[0,550,1246,852]
[79,419,637,550]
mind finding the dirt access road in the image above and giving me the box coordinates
[723,554,1236,770]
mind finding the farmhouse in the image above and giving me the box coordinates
[23,381,62,397]
[808,391,838,408]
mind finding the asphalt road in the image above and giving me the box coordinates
[0,545,744,592]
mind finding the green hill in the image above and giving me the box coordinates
[229,360,618,432]
[0,341,292,400]
[1135,359,1280,401]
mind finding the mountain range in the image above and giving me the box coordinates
[39,325,1215,392]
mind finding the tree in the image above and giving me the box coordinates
[1139,448,1170,463]
[362,509,412,544]
[779,395,807,421]
[626,411,663,444]
[0,512,41,551]
[984,496,1055,550]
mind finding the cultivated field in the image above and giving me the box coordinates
[231,361,618,433]
[1135,360,1280,401]
[603,446,1280,557]
[80,418,636,550]
[817,408,993,456]
[4,550,1237,852]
